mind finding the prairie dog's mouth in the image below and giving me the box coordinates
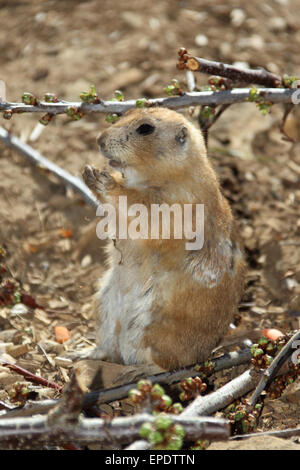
[99,147,123,168]
[109,158,122,168]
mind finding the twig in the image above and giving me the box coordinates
[1,361,63,392]
[185,70,196,92]
[82,348,252,408]
[231,427,300,441]
[1,349,251,419]
[0,413,229,448]
[47,373,83,427]
[178,50,283,87]
[182,369,260,417]
[201,104,231,133]
[0,89,296,117]
[0,126,98,209]
[250,330,300,406]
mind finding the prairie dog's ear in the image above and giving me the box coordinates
[175,126,188,145]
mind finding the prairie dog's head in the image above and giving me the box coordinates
[97,108,207,188]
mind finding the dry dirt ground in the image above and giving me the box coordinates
[0,0,299,450]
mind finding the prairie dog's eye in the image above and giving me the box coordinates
[136,123,155,135]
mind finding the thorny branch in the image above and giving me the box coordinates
[177,49,283,87]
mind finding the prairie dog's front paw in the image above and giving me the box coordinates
[83,166,115,194]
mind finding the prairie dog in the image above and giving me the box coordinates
[82,107,245,370]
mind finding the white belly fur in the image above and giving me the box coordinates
[95,263,154,364]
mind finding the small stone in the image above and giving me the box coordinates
[268,17,287,32]
[233,61,250,69]
[285,278,297,291]
[219,42,231,56]
[238,35,264,50]
[195,34,208,47]
[121,11,143,29]
[230,8,246,27]
[241,225,254,239]
[10,303,28,317]
[81,254,92,268]
[35,12,46,23]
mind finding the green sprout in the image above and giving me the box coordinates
[105,113,119,124]
[112,90,124,102]
[79,85,99,104]
[22,92,37,106]
[163,79,182,96]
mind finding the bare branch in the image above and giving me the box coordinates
[0,413,229,448]
[0,88,296,118]
[178,50,283,87]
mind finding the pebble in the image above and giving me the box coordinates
[238,35,265,50]
[121,11,143,29]
[268,17,287,32]
[81,254,92,268]
[230,8,246,27]
[195,34,208,47]
[10,303,28,317]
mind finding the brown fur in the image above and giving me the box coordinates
[83,108,246,369]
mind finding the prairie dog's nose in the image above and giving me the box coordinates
[97,132,106,151]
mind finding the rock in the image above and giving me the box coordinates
[195,34,208,47]
[230,8,246,27]
[81,254,92,268]
[10,303,29,317]
[121,12,143,29]
[268,17,287,32]
[238,35,265,50]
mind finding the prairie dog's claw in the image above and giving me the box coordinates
[83,166,115,193]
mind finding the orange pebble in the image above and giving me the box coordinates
[262,328,284,341]
[55,325,71,344]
